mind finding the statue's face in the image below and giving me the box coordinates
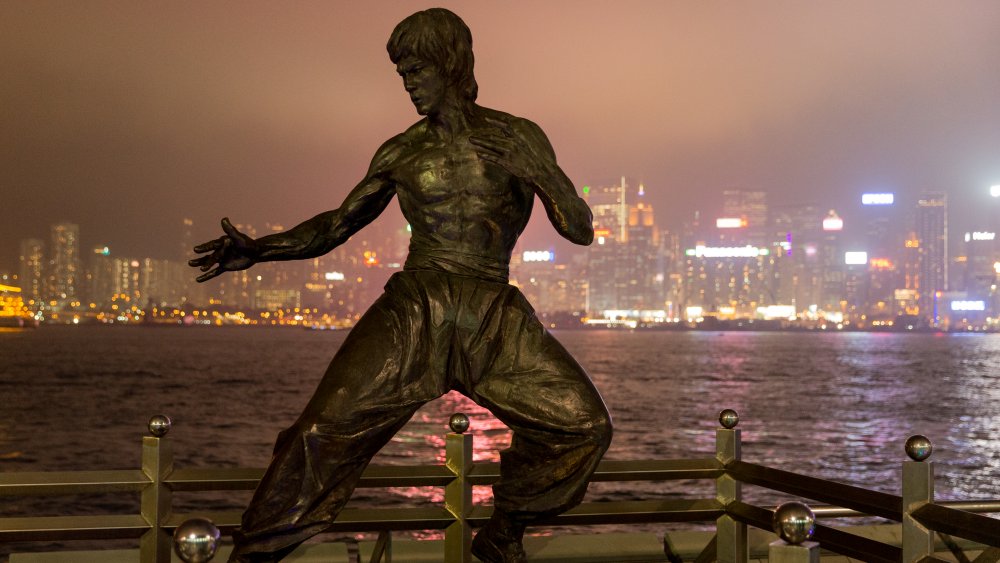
[396,56,446,116]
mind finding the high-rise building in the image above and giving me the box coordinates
[723,189,768,244]
[18,238,45,310]
[87,245,116,306]
[770,204,823,311]
[962,230,996,302]
[48,223,80,306]
[584,178,630,316]
[915,193,947,323]
[585,177,629,243]
[177,218,209,306]
[819,210,845,312]
[583,179,665,317]
[621,198,663,311]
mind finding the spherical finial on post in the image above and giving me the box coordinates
[173,517,220,562]
[905,434,932,461]
[772,501,816,545]
[449,412,470,434]
[148,414,172,437]
[718,409,739,429]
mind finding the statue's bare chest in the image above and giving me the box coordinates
[396,139,516,206]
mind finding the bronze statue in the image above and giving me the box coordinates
[190,8,611,562]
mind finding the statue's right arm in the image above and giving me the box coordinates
[253,138,403,262]
[190,137,405,282]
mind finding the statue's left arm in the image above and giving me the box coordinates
[470,116,594,246]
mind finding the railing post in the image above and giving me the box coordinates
[769,502,819,563]
[140,415,174,563]
[716,409,747,563]
[444,413,473,563]
[902,434,934,563]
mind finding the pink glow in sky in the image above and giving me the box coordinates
[2,2,999,266]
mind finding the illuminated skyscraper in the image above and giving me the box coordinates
[18,238,45,309]
[583,179,664,317]
[87,245,115,306]
[584,178,629,315]
[621,197,662,311]
[48,222,80,305]
[770,204,823,310]
[962,230,996,301]
[915,193,947,323]
[819,210,845,312]
[584,177,629,242]
[722,189,768,244]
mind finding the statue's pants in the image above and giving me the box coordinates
[230,270,612,560]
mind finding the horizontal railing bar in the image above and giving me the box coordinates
[168,506,457,532]
[808,505,862,518]
[727,461,903,521]
[912,502,1000,548]
[167,465,458,491]
[793,499,1000,519]
[940,500,1000,514]
[0,470,150,496]
[726,501,901,563]
[547,498,724,525]
[468,458,721,486]
[468,463,501,485]
[0,458,726,496]
[357,464,456,487]
[0,515,149,542]
[590,458,723,482]
[166,467,261,491]
[163,498,725,535]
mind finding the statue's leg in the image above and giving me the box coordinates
[229,279,439,562]
[468,293,612,560]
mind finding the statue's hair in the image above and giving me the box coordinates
[387,8,478,102]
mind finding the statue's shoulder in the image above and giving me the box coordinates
[477,106,552,153]
[477,107,536,131]
[369,121,428,175]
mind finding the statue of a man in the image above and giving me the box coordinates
[190,8,612,562]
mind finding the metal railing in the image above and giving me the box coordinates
[1,411,998,562]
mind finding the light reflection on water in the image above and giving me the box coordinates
[1,326,999,539]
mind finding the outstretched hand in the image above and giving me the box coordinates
[188,218,260,283]
[469,116,553,185]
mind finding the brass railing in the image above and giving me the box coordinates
[1,411,998,563]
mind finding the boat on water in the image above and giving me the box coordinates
[0,283,39,328]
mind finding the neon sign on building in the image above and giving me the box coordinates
[822,211,843,231]
[685,245,769,258]
[522,250,555,263]
[715,217,745,229]
[861,193,895,205]
[965,231,996,242]
[951,300,986,312]
[844,251,868,265]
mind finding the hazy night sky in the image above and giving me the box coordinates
[2,1,999,270]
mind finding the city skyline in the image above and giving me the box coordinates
[3,2,1000,269]
[6,181,998,331]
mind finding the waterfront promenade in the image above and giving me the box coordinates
[3,411,998,562]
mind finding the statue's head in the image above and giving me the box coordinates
[387,8,478,103]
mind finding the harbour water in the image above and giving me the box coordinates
[2,326,999,554]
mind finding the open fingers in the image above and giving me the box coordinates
[192,237,224,254]
[188,254,215,268]
[196,268,225,283]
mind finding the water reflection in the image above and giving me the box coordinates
[2,327,999,535]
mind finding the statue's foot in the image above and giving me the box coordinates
[471,511,527,563]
